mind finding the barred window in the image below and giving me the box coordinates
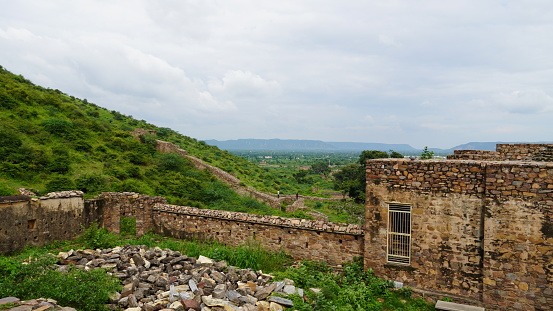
[387,203,412,265]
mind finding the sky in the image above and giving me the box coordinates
[1,1,553,149]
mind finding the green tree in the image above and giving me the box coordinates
[309,161,330,175]
[333,163,365,201]
[420,146,434,159]
[359,150,389,165]
[389,150,404,158]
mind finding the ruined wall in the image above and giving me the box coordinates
[365,159,553,310]
[98,192,167,235]
[152,204,364,265]
[0,191,94,254]
[496,144,553,162]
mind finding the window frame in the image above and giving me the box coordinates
[386,202,412,265]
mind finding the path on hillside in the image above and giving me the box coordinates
[151,137,340,213]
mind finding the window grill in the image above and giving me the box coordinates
[387,203,412,265]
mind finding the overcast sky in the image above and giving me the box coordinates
[1,1,553,149]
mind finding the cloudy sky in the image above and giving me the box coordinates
[1,1,553,149]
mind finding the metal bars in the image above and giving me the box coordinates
[387,203,412,265]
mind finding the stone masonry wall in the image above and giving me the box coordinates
[481,162,553,310]
[152,204,364,266]
[496,144,553,162]
[365,159,553,311]
[0,191,92,254]
[447,150,503,161]
[98,192,167,235]
[365,160,486,304]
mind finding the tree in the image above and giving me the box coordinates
[420,146,434,159]
[389,150,404,158]
[358,150,389,165]
[333,163,365,202]
[309,161,331,176]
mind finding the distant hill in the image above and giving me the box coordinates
[449,141,553,152]
[206,139,553,153]
[205,139,417,152]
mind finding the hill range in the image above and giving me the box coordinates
[205,139,553,153]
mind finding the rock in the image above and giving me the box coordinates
[182,299,201,311]
[212,284,227,299]
[170,301,185,311]
[0,297,21,305]
[202,295,226,307]
[282,285,295,295]
[254,282,277,300]
[268,297,293,308]
[269,302,284,311]
[197,255,214,265]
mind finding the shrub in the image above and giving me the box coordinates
[0,256,121,311]
[77,223,118,249]
[75,173,108,193]
[41,118,73,136]
[45,175,75,193]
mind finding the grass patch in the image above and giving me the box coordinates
[274,257,434,311]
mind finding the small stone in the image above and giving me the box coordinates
[268,297,293,308]
[269,302,284,311]
[182,299,201,311]
[202,295,226,307]
[170,301,185,311]
[197,255,214,265]
[254,282,277,300]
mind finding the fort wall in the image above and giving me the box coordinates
[152,204,363,265]
[365,159,553,310]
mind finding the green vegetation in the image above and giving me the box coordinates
[275,258,433,311]
[0,66,290,213]
[420,146,435,159]
[0,255,121,311]
[0,225,432,311]
[333,150,403,202]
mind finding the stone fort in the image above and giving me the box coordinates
[0,143,552,310]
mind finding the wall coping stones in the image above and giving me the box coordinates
[40,191,84,199]
[153,204,364,235]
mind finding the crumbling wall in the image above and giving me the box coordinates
[97,192,167,235]
[152,204,363,265]
[0,191,91,254]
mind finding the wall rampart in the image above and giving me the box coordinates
[152,204,363,265]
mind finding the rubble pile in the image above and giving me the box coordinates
[55,245,299,311]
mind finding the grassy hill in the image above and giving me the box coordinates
[0,65,292,213]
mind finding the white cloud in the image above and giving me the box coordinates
[1,0,553,148]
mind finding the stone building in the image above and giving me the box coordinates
[364,144,553,311]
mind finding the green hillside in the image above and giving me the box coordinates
[0,65,287,213]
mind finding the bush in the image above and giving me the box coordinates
[0,183,17,196]
[77,223,118,249]
[41,118,73,136]
[0,256,121,311]
[75,173,108,193]
[46,175,75,192]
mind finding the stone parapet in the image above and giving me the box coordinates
[153,204,364,265]
[366,159,486,194]
[497,143,553,162]
[447,150,503,161]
